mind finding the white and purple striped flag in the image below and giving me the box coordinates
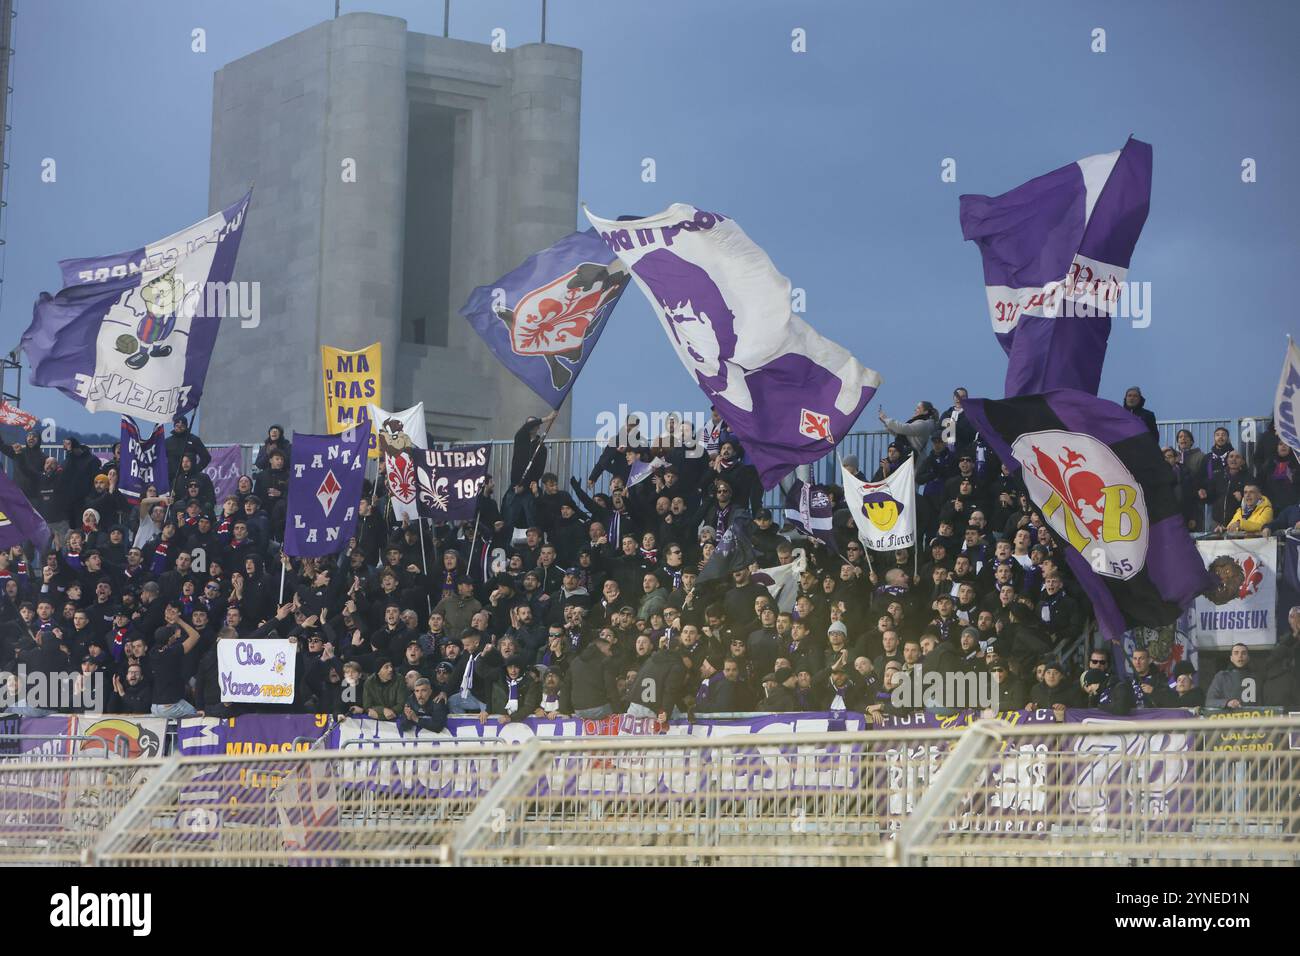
[960,138,1151,398]
[584,204,881,490]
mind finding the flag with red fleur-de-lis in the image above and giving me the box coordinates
[367,402,427,522]
[459,229,630,409]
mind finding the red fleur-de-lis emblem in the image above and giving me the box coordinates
[1238,556,1264,599]
[386,453,417,504]
[800,408,832,442]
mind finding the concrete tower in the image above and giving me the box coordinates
[202,12,581,443]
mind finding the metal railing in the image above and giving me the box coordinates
[895,716,1300,867]
[16,415,1263,511]
[89,742,521,867]
[0,714,1291,867]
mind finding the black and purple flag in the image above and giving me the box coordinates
[963,389,1212,642]
[0,469,49,550]
[118,417,169,503]
[415,444,491,523]
[960,138,1151,397]
[284,421,370,558]
[460,229,630,409]
[783,478,838,552]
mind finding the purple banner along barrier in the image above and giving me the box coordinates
[1061,708,1198,833]
[173,714,332,835]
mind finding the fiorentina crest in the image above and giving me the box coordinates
[1012,430,1148,581]
[495,261,628,390]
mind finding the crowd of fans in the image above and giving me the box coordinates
[1,386,1297,730]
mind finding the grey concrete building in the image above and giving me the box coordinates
[202,12,580,443]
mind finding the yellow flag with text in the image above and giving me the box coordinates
[321,342,381,457]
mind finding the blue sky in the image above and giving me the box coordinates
[2,0,1296,440]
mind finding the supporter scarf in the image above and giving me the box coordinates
[933,616,955,641]
[1206,448,1230,481]
[829,680,847,711]
[567,628,582,650]
[668,568,682,590]
[1273,460,1294,482]
[81,521,96,535]
[217,517,232,540]
[441,569,457,601]
[64,551,83,573]
[1241,498,1259,519]
[541,691,559,714]
[639,547,657,565]
[607,510,622,545]
[110,626,128,660]
[506,676,521,714]
[460,653,476,695]
[713,505,731,538]
[696,674,713,703]
[15,558,28,578]
[150,541,170,575]
[181,594,194,616]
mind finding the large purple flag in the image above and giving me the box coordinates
[0,468,49,550]
[585,204,882,489]
[963,389,1212,642]
[204,444,244,504]
[960,138,1151,397]
[118,417,169,503]
[460,229,630,409]
[284,421,370,557]
[21,192,252,423]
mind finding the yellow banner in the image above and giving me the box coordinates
[321,342,381,456]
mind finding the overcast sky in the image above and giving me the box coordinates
[3,0,1296,440]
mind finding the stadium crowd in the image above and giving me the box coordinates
[1,384,1298,728]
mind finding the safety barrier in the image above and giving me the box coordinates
[1,714,1294,866]
[22,415,1262,511]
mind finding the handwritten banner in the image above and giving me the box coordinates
[217,639,297,704]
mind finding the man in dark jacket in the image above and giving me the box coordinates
[1081,648,1135,716]
[504,412,557,530]
[1,431,46,497]
[165,414,211,481]
[1122,387,1159,440]
[628,645,689,721]
[398,678,450,733]
[1262,607,1300,709]
[568,631,620,718]
[757,668,799,712]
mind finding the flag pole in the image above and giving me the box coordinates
[418,515,432,615]
[278,558,286,604]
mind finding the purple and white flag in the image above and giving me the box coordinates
[415,444,491,523]
[963,389,1211,642]
[118,417,169,503]
[204,444,244,505]
[284,421,370,557]
[0,468,49,550]
[960,139,1151,397]
[21,191,252,423]
[783,479,838,552]
[584,204,881,489]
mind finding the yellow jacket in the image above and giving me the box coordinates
[1228,496,1273,532]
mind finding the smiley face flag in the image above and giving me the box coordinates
[842,456,916,553]
[963,389,1213,641]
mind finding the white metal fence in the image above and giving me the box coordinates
[2,715,1296,867]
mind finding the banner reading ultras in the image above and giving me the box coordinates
[321,342,381,456]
